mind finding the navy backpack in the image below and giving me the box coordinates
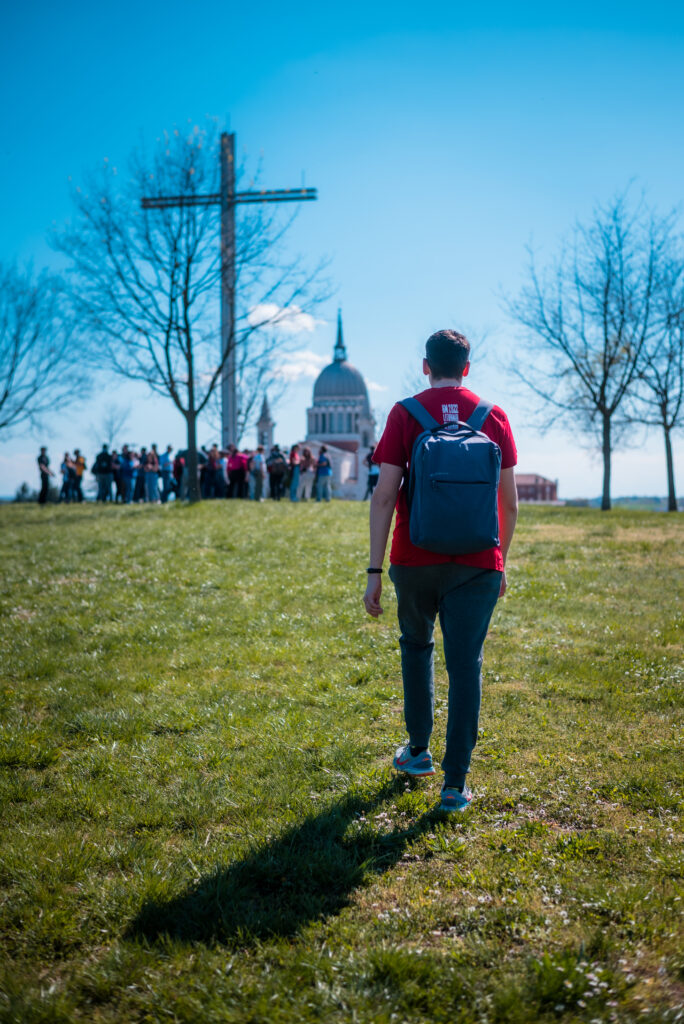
[399,396,502,555]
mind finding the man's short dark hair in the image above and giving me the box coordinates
[425,330,471,380]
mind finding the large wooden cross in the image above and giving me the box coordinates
[142,131,317,447]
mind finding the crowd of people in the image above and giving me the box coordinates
[36,441,377,504]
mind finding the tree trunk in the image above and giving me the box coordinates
[185,411,201,504]
[664,426,678,512]
[601,413,612,511]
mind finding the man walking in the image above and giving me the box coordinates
[315,446,333,502]
[266,445,287,500]
[289,444,301,502]
[249,446,267,501]
[145,444,160,503]
[93,445,113,502]
[159,445,174,503]
[37,447,53,504]
[73,449,86,502]
[363,330,518,813]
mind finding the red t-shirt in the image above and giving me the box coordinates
[373,386,517,570]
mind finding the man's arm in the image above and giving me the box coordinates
[497,467,518,597]
[363,463,403,618]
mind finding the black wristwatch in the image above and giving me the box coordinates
[366,567,383,574]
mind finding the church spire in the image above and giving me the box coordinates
[257,392,274,451]
[258,394,271,421]
[333,308,347,362]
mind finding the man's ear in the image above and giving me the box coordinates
[462,361,470,378]
[422,358,431,377]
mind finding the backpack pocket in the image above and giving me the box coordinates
[411,478,500,554]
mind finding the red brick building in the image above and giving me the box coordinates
[515,473,558,502]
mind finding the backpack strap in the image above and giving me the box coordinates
[466,399,493,432]
[399,397,440,431]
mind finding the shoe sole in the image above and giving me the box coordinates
[393,763,436,777]
[439,801,472,813]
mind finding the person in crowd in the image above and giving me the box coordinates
[315,445,333,502]
[59,452,75,502]
[299,447,314,500]
[198,447,209,495]
[133,448,147,503]
[249,445,266,500]
[159,444,174,503]
[37,447,53,504]
[73,449,86,502]
[198,447,208,496]
[219,448,229,496]
[204,443,222,498]
[121,447,136,504]
[239,449,252,497]
[93,444,114,502]
[180,447,206,500]
[289,444,301,502]
[363,445,380,499]
[111,449,124,502]
[267,444,288,500]
[173,450,185,498]
[145,444,160,503]
[227,444,246,499]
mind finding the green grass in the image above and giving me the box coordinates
[0,501,682,1023]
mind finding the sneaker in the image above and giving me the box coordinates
[439,784,473,813]
[392,743,436,777]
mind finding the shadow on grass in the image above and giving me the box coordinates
[129,776,438,946]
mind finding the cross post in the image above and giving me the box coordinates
[142,130,317,448]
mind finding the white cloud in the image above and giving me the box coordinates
[366,379,388,392]
[247,303,324,335]
[272,349,328,383]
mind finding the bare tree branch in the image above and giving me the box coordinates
[90,402,132,449]
[0,263,87,436]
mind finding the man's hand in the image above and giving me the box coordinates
[363,575,383,617]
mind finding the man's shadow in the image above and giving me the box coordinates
[129,776,440,947]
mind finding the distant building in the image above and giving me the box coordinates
[516,473,558,502]
[256,395,274,450]
[303,310,377,499]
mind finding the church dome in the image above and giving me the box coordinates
[313,360,369,400]
[312,311,371,413]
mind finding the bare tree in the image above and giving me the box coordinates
[634,261,684,511]
[0,263,82,436]
[53,124,325,501]
[91,402,132,449]
[506,194,673,509]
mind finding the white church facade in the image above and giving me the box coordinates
[257,310,377,499]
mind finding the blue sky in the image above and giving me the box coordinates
[1,1,683,496]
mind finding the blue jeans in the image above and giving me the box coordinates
[160,470,173,503]
[97,473,113,502]
[316,476,331,501]
[389,563,501,789]
[145,472,159,502]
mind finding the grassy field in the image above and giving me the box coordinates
[0,500,682,1023]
